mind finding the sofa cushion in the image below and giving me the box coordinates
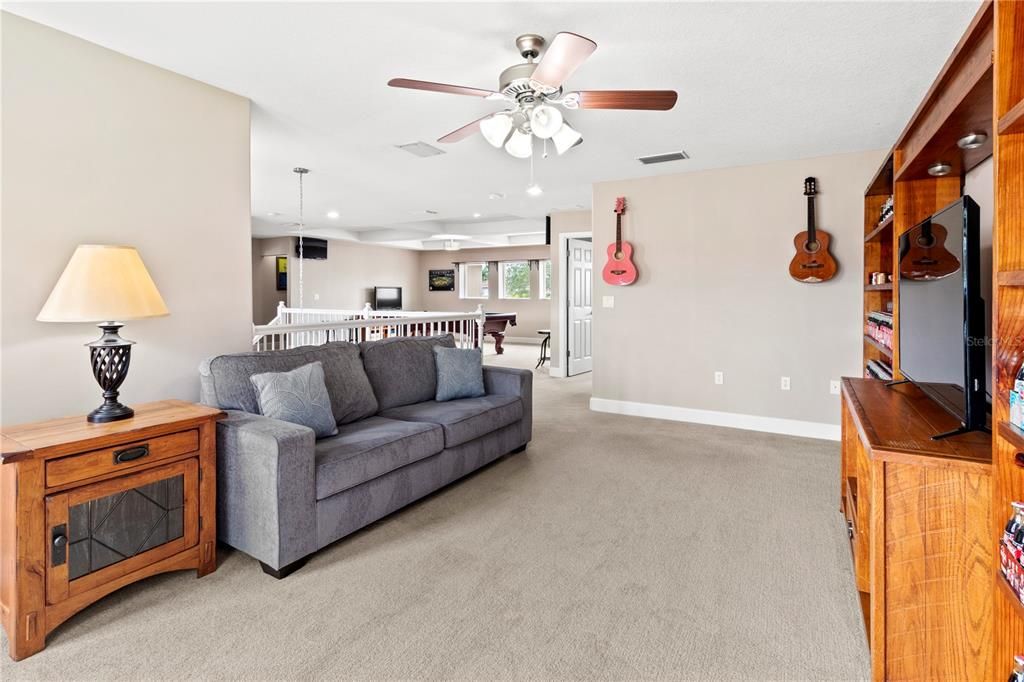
[433,346,485,402]
[250,361,338,438]
[359,334,456,411]
[200,341,378,425]
[314,417,444,500]
[379,394,522,448]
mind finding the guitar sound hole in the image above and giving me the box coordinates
[613,251,623,260]
[916,235,936,248]
[803,240,820,254]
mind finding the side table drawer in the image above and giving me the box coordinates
[45,429,199,488]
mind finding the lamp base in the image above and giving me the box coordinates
[86,322,136,424]
[87,402,135,424]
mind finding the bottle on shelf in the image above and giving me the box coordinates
[1003,502,1024,584]
[1012,359,1024,430]
[1009,655,1024,682]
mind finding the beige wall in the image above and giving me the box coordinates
[252,237,291,324]
[418,245,552,343]
[590,149,887,426]
[290,238,422,311]
[548,210,593,369]
[1,14,252,424]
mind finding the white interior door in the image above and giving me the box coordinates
[567,238,593,376]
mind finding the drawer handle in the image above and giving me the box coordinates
[52,525,67,566]
[1016,453,1024,468]
[113,445,149,464]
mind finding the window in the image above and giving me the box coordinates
[459,262,489,299]
[540,260,552,299]
[499,261,531,299]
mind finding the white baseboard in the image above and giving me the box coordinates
[547,365,566,378]
[589,397,840,441]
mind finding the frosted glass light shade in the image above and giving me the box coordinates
[530,104,563,139]
[552,123,583,155]
[37,245,169,322]
[480,114,513,148]
[504,129,533,158]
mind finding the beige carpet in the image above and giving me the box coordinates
[2,345,869,681]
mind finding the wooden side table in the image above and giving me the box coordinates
[0,400,223,660]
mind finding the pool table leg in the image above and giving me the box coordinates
[491,332,505,354]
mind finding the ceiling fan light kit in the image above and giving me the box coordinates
[388,31,677,160]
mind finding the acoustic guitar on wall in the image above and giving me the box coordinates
[603,196,638,286]
[788,177,838,283]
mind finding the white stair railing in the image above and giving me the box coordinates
[253,303,486,351]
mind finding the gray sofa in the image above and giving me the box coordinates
[199,334,532,578]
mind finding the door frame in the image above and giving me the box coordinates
[552,230,592,378]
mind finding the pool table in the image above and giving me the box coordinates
[481,312,517,355]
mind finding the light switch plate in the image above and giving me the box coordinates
[602,296,615,308]
[830,380,841,395]
[714,371,724,385]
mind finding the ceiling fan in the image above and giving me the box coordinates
[388,32,678,158]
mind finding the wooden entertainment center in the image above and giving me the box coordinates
[843,1,1024,678]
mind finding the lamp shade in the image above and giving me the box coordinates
[37,245,169,322]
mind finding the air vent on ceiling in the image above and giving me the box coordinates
[637,150,689,165]
[396,142,445,158]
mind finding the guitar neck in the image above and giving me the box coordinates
[806,195,817,241]
[616,214,622,247]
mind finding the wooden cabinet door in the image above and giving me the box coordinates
[44,458,199,605]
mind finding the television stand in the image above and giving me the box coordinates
[839,377,991,678]
[931,423,991,440]
[884,378,910,388]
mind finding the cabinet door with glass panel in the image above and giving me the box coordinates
[45,458,199,604]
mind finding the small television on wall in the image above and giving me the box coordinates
[295,237,328,260]
[897,195,988,438]
[374,287,402,310]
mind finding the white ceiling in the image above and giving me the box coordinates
[7,1,981,249]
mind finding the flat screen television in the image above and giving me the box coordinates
[295,237,327,260]
[897,195,987,437]
[373,286,402,310]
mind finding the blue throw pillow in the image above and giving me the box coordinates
[250,361,338,438]
[433,346,485,402]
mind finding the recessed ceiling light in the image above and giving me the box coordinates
[927,162,953,177]
[473,212,482,218]
[526,183,543,197]
[957,132,987,150]
[488,193,505,200]
[326,211,340,219]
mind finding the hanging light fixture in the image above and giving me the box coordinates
[480,113,513,148]
[293,167,309,308]
[505,129,533,158]
[552,122,583,155]
[530,104,563,139]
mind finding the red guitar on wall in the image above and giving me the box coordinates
[602,196,638,286]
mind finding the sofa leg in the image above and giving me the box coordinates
[259,557,308,579]
[511,444,527,454]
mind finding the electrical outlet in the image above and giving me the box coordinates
[714,371,724,385]
[602,295,615,308]
[830,380,841,395]
[780,376,791,391]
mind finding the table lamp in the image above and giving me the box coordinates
[37,245,169,423]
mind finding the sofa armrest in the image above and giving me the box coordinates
[482,366,532,445]
[216,410,317,569]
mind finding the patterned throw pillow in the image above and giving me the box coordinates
[433,346,485,402]
[250,361,338,438]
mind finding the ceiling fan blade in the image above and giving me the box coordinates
[576,90,678,110]
[388,78,498,98]
[437,115,491,144]
[530,32,597,90]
